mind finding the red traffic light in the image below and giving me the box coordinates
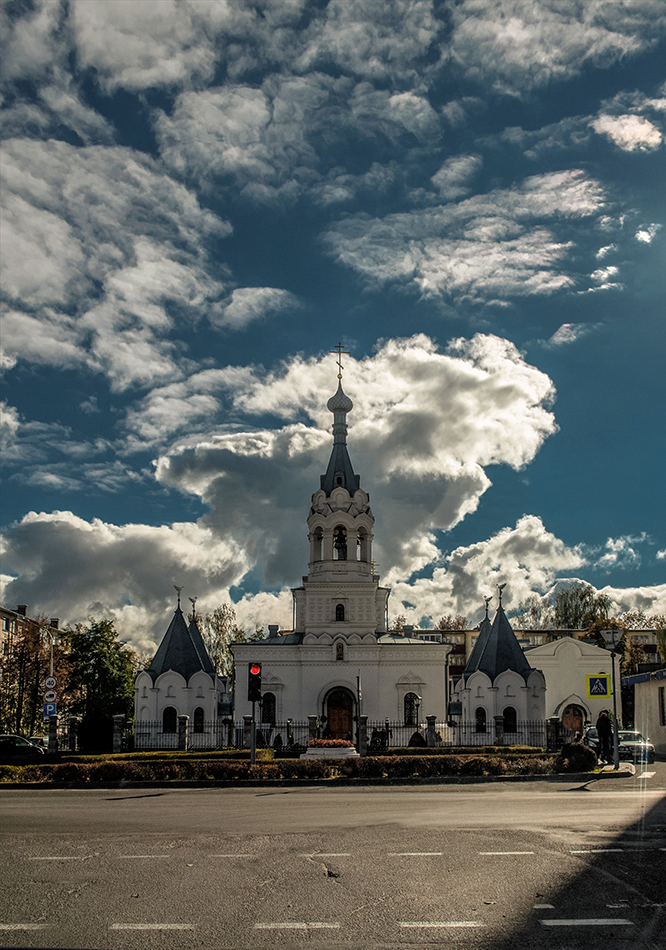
[250,663,261,675]
[248,662,262,702]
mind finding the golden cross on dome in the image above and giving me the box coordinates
[330,342,349,380]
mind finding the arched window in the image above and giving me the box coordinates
[404,692,419,726]
[333,526,347,560]
[163,706,177,734]
[336,641,344,660]
[312,527,323,561]
[193,707,204,733]
[503,706,517,733]
[358,526,369,562]
[262,692,276,725]
[335,603,345,622]
[475,707,487,733]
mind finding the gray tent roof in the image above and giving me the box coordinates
[463,603,533,683]
[147,607,216,681]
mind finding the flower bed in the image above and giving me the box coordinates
[307,739,354,748]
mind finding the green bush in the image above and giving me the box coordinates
[555,743,597,773]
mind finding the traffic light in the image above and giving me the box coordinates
[248,662,262,702]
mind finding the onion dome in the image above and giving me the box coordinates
[327,382,353,414]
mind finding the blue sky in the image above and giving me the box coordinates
[1,0,664,650]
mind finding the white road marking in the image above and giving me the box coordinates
[399,921,484,928]
[540,919,633,927]
[28,856,83,861]
[479,851,533,855]
[110,924,194,930]
[571,848,624,854]
[533,904,555,909]
[303,852,351,857]
[254,923,340,930]
[639,771,656,778]
[390,851,443,856]
[118,855,171,859]
[0,924,49,930]
[211,853,252,857]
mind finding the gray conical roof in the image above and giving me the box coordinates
[463,602,532,682]
[147,606,216,681]
[321,381,360,495]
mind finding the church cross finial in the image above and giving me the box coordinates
[189,595,197,619]
[484,594,492,619]
[497,583,506,606]
[174,584,183,608]
[330,342,349,380]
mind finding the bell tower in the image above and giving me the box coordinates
[292,345,389,637]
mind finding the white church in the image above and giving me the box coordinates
[135,360,547,746]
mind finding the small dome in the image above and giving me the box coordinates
[327,382,353,413]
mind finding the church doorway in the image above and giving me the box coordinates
[324,687,355,739]
[561,703,585,737]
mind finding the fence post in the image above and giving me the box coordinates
[546,716,560,752]
[494,715,504,747]
[308,715,318,741]
[243,715,252,749]
[47,714,58,754]
[426,715,436,748]
[359,715,368,756]
[178,715,189,752]
[67,717,79,753]
[112,714,125,753]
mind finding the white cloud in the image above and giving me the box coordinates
[212,288,300,330]
[448,0,666,95]
[591,113,663,150]
[323,170,605,305]
[592,534,648,571]
[430,155,483,201]
[635,224,662,243]
[547,323,600,346]
[1,138,231,389]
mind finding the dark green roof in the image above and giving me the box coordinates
[463,603,533,682]
[148,607,216,681]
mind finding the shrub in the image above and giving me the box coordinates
[555,743,597,773]
[307,739,354,748]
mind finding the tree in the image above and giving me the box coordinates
[388,614,407,635]
[0,615,68,736]
[554,583,612,629]
[510,594,555,630]
[199,603,247,680]
[435,614,468,630]
[657,627,666,665]
[62,619,135,749]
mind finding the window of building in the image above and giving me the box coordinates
[404,692,419,726]
[336,641,344,660]
[193,707,204,733]
[312,527,323,561]
[503,706,517,733]
[262,692,276,725]
[475,707,487,733]
[162,706,177,733]
[335,603,345,622]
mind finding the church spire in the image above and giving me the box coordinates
[320,343,360,495]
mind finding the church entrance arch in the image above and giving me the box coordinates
[324,687,355,739]
[561,703,585,737]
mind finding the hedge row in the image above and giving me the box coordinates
[0,753,560,784]
[376,746,546,757]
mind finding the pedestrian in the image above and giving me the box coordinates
[595,709,613,763]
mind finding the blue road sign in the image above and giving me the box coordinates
[43,702,57,719]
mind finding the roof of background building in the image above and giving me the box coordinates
[147,606,216,681]
[463,602,533,682]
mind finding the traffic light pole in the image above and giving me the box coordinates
[251,700,257,765]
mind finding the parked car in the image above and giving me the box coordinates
[583,726,599,753]
[0,735,46,755]
[617,730,655,764]
[28,736,47,749]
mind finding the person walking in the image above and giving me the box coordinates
[595,709,613,763]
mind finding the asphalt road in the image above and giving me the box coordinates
[1,766,665,950]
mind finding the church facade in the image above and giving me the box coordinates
[233,373,453,739]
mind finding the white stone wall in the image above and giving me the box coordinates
[134,668,223,722]
[633,676,666,754]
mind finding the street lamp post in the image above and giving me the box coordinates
[610,648,620,771]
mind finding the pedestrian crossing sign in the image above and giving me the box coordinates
[586,675,610,698]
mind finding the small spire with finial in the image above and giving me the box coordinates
[174,584,183,608]
[189,595,197,619]
[484,594,492,619]
[497,583,506,606]
[330,341,349,380]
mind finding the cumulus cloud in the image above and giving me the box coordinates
[591,113,663,150]
[430,155,483,201]
[212,288,301,330]
[1,138,231,389]
[323,170,605,305]
[153,335,558,582]
[545,323,602,346]
[0,511,248,652]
